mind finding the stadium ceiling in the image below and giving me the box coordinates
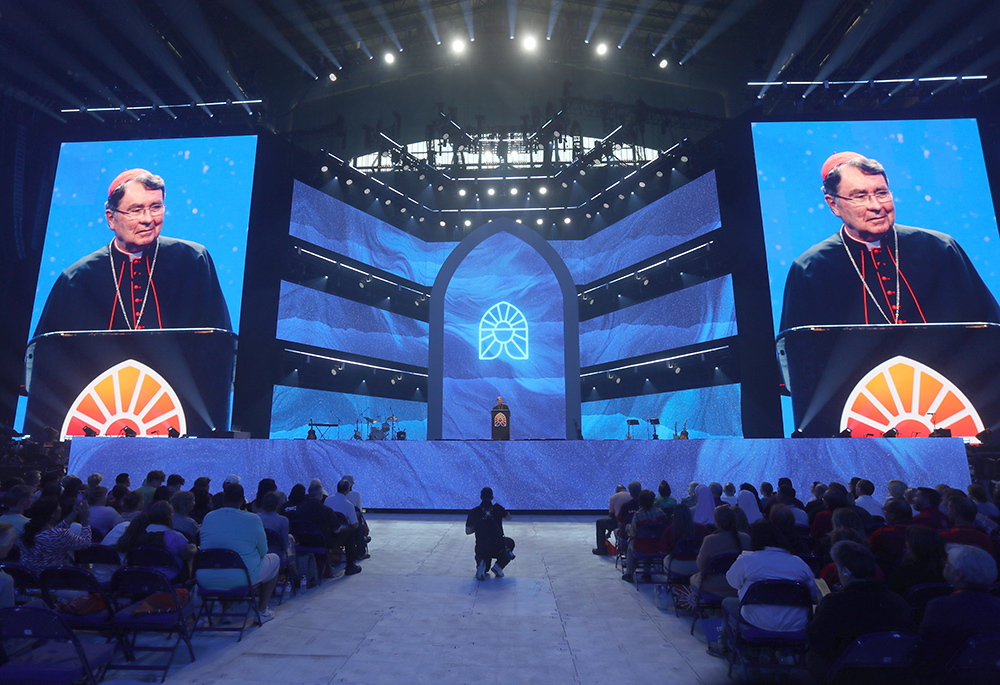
[2,1,998,157]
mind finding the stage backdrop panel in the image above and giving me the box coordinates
[277,282,429,368]
[580,275,737,367]
[582,384,743,440]
[269,385,426,441]
[68,437,970,511]
[441,231,566,439]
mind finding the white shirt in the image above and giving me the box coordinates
[854,494,883,519]
[327,492,358,525]
[726,548,815,632]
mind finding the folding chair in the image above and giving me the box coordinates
[903,582,954,623]
[630,521,668,586]
[663,537,703,617]
[942,630,1000,684]
[0,562,44,605]
[108,567,196,683]
[0,606,115,685]
[724,580,814,680]
[265,528,296,604]
[824,631,922,684]
[192,548,262,642]
[74,544,122,591]
[689,551,740,635]
[40,566,117,634]
[796,553,825,578]
[613,512,634,570]
[289,519,332,585]
[124,547,183,584]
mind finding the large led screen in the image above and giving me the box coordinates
[270,386,427,441]
[753,119,1000,438]
[581,384,742,440]
[579,275,737,367]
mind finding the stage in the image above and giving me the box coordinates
[66,436,971,511]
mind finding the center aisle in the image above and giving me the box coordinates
[102,514,730,684]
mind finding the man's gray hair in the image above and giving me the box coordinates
[822,156,888,196]
[106,172,165,211]
[947,544,998,589]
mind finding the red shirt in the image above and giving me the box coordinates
[940,526,994,554]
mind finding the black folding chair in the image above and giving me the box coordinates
[289,519,332,584]
[690,551,740,635]
[724,580,814,680]
[192,548,262,642]
[942,630,1000,684]
[663,537,703,616]
[825,631,922,684]
[904,582,954,623]
[73,544,123,591]
[39,566,117,634]
[0,606,115,685]
[0,562,44,605]
[108,567,196,683]
[124,547,183,584]
[630,521,668,586]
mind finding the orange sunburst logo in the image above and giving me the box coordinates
[60,360,186,440]
[840,355,983,441]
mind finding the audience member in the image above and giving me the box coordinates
[465,486,513,580]
[769,505,810,555]
[888,525,947,596]
[117,501,195,581]
[680,481,699,509]
[721,482,738,507]
[967,482,999,520]
[805,483,828,523]
[919,544,1000,679]
[87,486,123,538]
[616,480,643,531]
[0,485,33,540]
[114,473,131,490]
[882,479,909,510]
[86,473,103,490]
[198,483,279,623]
[661,504,708,578]
[708,482,724,508]
[342,475,362,511]
[775,485,808,525]
[692,485,716,527]
[736,488,762,524]
[654,480,676,511]
[327,479,366,570]
[690,506,750,598]
[868,499,913,572]
[805,540,916,679]
[622,490,668,582]
[212,474,244,510]
[19,497,92,575]
[0,522,15,608]
[280,484,307,517]
[118,491,144,523]
[941,494,994,554]
[911,487,950,529]
[853,479,883,519]
[723,519,814,632]
[134,470,165,509]
[250,478,278,513]
[107,484,129,510]
[170,491,200,542]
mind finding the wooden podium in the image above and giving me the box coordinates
[491,408,510,440]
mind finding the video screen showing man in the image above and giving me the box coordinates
[779,152,1000,332]
[34,169,231,335]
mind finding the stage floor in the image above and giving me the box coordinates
[67,436,970,510]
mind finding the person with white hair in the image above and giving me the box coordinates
[919,544,1000,676]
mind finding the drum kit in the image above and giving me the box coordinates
[356,414,401,440]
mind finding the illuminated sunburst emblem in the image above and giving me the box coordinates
[60,360,186,440]
[479,301,529,361]
[840,355,984,441]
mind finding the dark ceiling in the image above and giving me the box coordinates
[2,0,999,158]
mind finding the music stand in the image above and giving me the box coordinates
[626,418,640,440]
[648,418,660,440]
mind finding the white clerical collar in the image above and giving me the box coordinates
[112,239,145,261]
[842,227,883,251]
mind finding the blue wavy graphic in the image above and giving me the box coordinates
[581,385,743,440]
[269,385,427,441]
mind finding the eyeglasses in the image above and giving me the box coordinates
[114,203,165,219]
[831,190,893,207]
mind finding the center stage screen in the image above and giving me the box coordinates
[753,119,1000,438]
[442,231,566,439]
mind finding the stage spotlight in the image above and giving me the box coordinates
[790,429,806,438]
[328,73,337,82]
[320,165,329,173]
[656,170,663,177]
[536,218,544,225]
[563,217,571,224]
[384,53,395,64]
[345,178,353,185]
[459,188,466,197]
[522,36,537,51]
[680,155,689,163]
[464,219,471,226]
[121,426,138,438]
[596,43,608,56]
[509,187,518,195]
[638,181,646,188]
[82,426,98,437]
[487,188,495,196]
[437,184,445,191]
[882,428,898,438]
[538,186,547,195]
[363,188,371,194]
[168,426,181,438]
[658,59,668,69]
[452,39,466,54]
[975,428,992,443]
[929,428,952,438]
[837,428,852,438]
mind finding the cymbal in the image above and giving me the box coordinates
[386,415,398,421]
[364,416,377,423]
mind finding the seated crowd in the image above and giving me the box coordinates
[594,475,1000,680]
[0,469,371,626]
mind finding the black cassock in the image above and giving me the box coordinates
[780,224,1000,332]
[34,236,231,336]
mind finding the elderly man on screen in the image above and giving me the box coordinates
[779,152,1000,331]
[34,168,231,335]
